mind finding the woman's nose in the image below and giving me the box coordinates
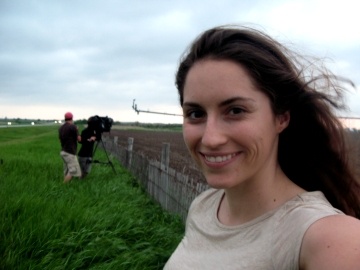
[201,118,227,148]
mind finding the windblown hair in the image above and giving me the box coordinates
[175,25,360,218]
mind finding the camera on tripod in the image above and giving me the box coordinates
[88,115,113,141]
[86,115,116,174]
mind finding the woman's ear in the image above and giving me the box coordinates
[276,111,290,133]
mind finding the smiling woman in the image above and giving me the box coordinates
[164,25,360,270]
[181,60,289,191]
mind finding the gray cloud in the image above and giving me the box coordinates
[1,0,359,122]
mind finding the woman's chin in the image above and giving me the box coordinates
[205,175,234,189]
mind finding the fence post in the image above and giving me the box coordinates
[126,137,134,168]
[161,143,170,209]
[161,143,170,171]
[112,136,118,159]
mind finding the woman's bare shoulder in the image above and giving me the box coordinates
[300,214,360,270]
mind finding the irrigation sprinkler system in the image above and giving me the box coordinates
[132,99,182,117]
[131,99,360,128]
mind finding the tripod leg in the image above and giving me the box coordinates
[100,138,116,174]
[92,141,99,161]
[92,141,99,163]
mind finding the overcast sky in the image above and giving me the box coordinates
[1,0,360,124]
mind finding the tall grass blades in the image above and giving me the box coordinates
[0,125,184,269]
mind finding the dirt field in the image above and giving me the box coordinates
[106,127,360,184]
[106,128,205,182]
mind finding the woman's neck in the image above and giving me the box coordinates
[217,169,305,226]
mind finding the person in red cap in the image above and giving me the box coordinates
[58,112,82,183]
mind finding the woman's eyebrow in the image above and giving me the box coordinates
[182,102,201,108]
[183,97,255,108]
[219,97,255,107]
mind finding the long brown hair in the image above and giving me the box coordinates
[176,25,360,218]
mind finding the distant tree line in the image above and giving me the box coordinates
[0,118,182,131]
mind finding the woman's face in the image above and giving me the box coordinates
[182,59,289,189]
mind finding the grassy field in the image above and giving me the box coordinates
[0,125,184,269]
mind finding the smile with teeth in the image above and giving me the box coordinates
[204,153,237,163]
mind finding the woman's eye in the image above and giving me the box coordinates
[229,107,245,115]
[186,110,205,119]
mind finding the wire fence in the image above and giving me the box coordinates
[101,135,209,222]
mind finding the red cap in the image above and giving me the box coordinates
[64,112,73,120]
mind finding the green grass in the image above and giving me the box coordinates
[0,125,184,269]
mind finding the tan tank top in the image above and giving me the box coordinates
[164,189,342,270]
